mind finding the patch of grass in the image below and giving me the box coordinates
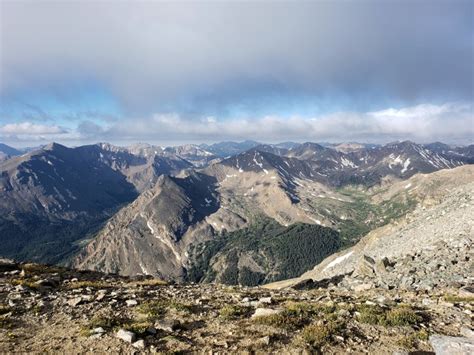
[168,301,194,313]
[219,305,249,320]
[21,263,63,274]
[397,330,429,350]
[356,304,423,327]
[386,306,423,326]
[124,320,153,335]
[137,301,167,321]
[80,314,131,336]
[253,310,307,330]
[136,299,193,320]
[443,295,474,304]
[355,304,386,325]
[10,278,40,290]
[297,320,346,349]
[285,301,336,316]
[130,279,167,287]
[66,280,112,289]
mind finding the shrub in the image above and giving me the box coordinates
[356,304,423,327]
[253,311,306,330]
[219,305,249,320]
[137,301,167,320]
[298,320,345,349]
[386,306,423,326]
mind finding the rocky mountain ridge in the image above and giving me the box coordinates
[1,140,473,285]
[74,145,473,284]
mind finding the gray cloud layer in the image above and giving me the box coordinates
[1,0,473,116]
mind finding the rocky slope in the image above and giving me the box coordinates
[0,143,191,263]
[0,259,472,354]
[265,165,474,292]
[0,144,21,159]
[74,173,219,279]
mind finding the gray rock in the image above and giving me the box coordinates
[259,335,272,345]
[155,319,180,332]
[116,329,136,343]
[459,286,474,298]
[258,297,273,305]
[67,297,83,307]
[126,299,138,307]
[429,334,474,355]
[352,283,373,292]
[146,327,157,335]
[96,291,107,301]
[252,308,282,318]
[93,327,105,334]
[355,255,376,276]
[132,339,146,349]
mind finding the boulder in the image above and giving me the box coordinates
[355,255,376,277]
[116,329,136,343]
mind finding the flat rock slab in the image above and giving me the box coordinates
[430,335,474,355]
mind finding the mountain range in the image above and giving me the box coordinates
[1,140,472,286]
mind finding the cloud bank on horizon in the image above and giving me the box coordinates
[0,0,472,146]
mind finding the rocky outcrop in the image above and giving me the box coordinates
[0,261,472,353]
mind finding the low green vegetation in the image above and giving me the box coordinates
[297,320,346,350]
[66,280,112,289]
[356,304,424,327]
[443,295,474,304]
[335,187,417,247]
[219,305,249,320]
[129,279,167,287]
[80,313,130,336]
[9,278,40,290]
[397,330,429,349]
[253,301,342,331]
[253,311,307,330]
[137,299,194,322]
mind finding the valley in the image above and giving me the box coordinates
[0,140,472,287]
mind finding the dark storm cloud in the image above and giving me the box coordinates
[1,0,472,116]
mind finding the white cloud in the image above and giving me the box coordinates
[0,122,66,135]
[1,102,472,146]
[102,102,473,144]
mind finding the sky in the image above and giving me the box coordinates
[0,0,473,147]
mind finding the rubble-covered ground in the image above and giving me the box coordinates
[0,260,472,354]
